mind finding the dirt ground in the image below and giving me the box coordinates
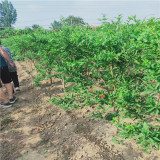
[0,61,160,160]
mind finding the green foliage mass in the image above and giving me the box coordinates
[1,16,160,152]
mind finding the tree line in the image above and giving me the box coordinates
[0,0,87,30]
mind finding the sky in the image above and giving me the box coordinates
[0,0,160,29]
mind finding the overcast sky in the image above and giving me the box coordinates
[1,0,160,29]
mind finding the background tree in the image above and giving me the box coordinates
[50,15,87,30]
[62,15,86,27]
[0,0,17,27]
[32,24,43,30]
[50,20,62,30]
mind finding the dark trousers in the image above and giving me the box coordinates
[10,71,19,88]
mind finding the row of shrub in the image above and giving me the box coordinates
[1,16,160,152]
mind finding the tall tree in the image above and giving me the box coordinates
[50,20,62,30]
[62,15,86,27]
[50,15,87,30]
[0,0,17,27]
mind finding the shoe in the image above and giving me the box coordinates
[0,102,12,108]
[9,96,17,104]
[15,87,20,91]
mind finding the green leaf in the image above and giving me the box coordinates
[141,90,153,95]
[153,137,160,142]
[155,82,160,89]
[144,107,155,114]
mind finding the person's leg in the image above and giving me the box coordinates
[10,71,20,88]
[0,81,12,107]
[0,88,8,103]
[9,72,15,94]
[4,83,13,99]
[1,66,16,102]
[0,70,7,103]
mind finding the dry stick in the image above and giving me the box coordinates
[62,78,65,89]
[47,70,53,85]
[110,61,116,110]
[50,77,53,85]
[96,65,101,83]
[156,92,160,106]
[110,60,119,134]
[87,64,89,79]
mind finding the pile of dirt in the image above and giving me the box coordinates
[0,61,159,160]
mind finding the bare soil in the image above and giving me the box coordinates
[0,61,160,160]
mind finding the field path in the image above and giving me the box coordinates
[0,61,159,160]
